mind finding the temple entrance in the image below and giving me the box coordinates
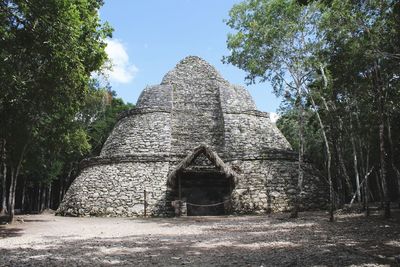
[176,170,233,216]
[167,145,237,217]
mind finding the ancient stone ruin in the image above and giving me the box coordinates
[57,56,327,217]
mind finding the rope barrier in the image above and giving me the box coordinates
[185,200,231,207]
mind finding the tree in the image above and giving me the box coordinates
[226,0,400,220]
[84,88,134,157]
[0,0,112,222]
[0,139,7,216]
[17,85,133,214]
[319,0,400,218]
[56,88,133,204]
[276,108,324,170]
[224,0,335,220]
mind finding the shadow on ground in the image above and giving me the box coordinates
[0,209,399,266]
[0,226,23,238]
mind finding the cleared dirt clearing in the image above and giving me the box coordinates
[1,209,399,266]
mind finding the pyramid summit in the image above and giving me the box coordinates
[161,56,228,85]
[57,56,327,217]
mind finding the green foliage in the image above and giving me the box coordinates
[0,0,123,213]
[64,128,92,156]
[224,0,330,167]
[23,83,133,189]
[0,0,112,168]
[86,91,134,156]
[277,108,324,166]
[224,0,323,96]
[226,0,400,205]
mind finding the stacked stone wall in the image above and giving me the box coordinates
[219,85,256,112]
[223,113,291,158]
[101,112,171,157]
[228,159,328,213]
[136,85,173,109]
[57,162,170,217]
[162,58,226,155]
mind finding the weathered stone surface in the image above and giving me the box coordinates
[57,56,328,217]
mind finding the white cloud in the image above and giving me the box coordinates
[270,112,280,123]
[104,39,138,84]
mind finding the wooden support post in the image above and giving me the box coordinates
[178,175,182,201]
[144,189,147,217]
[365,175,370,216]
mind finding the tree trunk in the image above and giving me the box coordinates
[378,112,390,218]
[336,143,353,199]
[25,188,31,213]
[331,119,347,205]
[40,185,46,212]
[0,163,7,216]
[60,163,73,203]
[362,151,370,212]
[291,98,304,219]
[350,116,361,203]
[349,167,374,206]
[0,139,7,215]
[309,94,334,222]
[37,186,41,213]
[379,100,390,218]
[375,171,384,208]
[47,184,52,210]
[365,173,370,217]
[8,167,18,222]
[387,118,400,209]
[333,150,345,207]
[21,176,26,213]
[336,117,354,197]
[7,142,27,222]
[354,108,368,181]
[59,176,64,205]
[375,64,390,218]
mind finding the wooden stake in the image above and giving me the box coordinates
[178,175,182,200]
[144,189,147,217]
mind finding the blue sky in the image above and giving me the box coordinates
[99,0,282,117]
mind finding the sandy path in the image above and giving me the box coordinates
[0,210,399,266]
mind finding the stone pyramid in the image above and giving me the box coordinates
[57,56,327,217]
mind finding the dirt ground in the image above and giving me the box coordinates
[0,208,399,267]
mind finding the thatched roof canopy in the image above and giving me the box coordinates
[167,145,239,188]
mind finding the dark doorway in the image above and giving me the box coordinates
[176,170,233,216]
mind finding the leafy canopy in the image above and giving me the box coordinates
[224,0,323,97]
